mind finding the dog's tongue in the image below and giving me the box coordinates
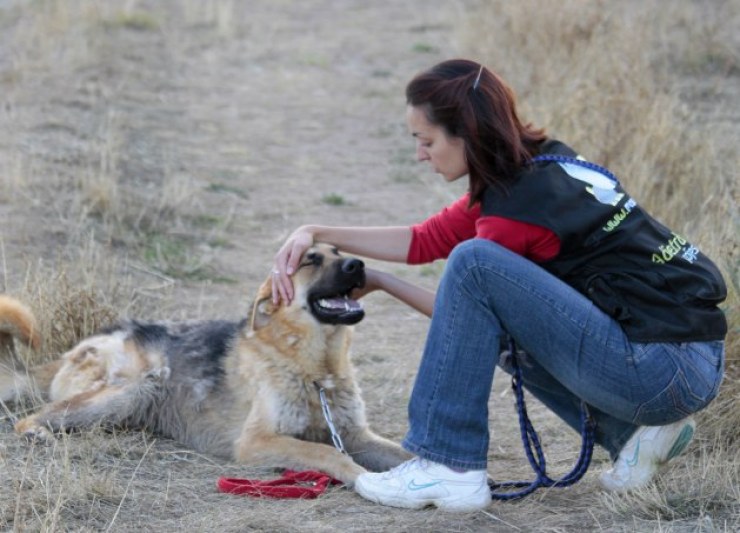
[318,297,362,312]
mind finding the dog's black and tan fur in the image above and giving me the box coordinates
[0,245,410,484]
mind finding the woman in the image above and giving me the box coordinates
[271,59,727,512]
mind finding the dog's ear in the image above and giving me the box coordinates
[249,278,276,331]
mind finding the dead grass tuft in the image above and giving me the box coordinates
[601,430,739,524]
[35,277,118,356]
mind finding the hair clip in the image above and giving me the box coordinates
[473,65,484,90]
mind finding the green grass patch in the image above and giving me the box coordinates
[105,12,159,31]
[191,214,223,229]
[389,170,417,184]
[208,237,233,249]
[411,42,436,53]
[140,232,236,283]
[371,69,392,78]
[322,193,347,206]
[206,182,248,199]
[141,234,202,281]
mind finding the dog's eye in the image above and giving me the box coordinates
[299,252,323,269]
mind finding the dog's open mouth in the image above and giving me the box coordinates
[309,291,365,325]
[303,253,366,326]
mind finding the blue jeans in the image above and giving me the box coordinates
[402,239,725,470]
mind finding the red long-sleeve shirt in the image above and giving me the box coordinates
[407,193,561,264]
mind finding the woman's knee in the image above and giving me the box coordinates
[443,240,491,286]
[448,239,505,270]
[445,239,526,282]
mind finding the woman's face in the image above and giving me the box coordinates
[406,105,468,182]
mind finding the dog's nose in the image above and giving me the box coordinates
[341,258,364,274]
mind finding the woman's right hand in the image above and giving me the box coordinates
[271,226,315,305]
[350,267,384,300]
[353,268,436,318]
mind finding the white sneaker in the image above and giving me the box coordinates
[354,457,490,512]
[600,417,696,492]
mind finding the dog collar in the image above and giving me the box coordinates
[314,381,348,455]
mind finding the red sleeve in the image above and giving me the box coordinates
[475,216,560,262]
[407,193,561,264]
[407,194,479,264]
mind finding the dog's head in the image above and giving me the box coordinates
[250,244,366,331]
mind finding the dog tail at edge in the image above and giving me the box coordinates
[0,295,41,352]
[0,295,42,403]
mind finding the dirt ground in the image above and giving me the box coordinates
[0,1,737,531]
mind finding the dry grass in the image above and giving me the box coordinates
[0,0,738,530]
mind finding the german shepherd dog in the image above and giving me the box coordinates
[0,245,410,485]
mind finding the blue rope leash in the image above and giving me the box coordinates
[486,154,606,499]
[489,341,596,500]
[531,154,620,184]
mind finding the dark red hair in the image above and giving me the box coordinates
[405,59,546,206]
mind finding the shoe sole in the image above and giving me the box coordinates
[355,480,491,512]
[665,423,694,462]
[354,478,427,510]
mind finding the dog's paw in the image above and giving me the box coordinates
[15,418,54,444]
[337,463,368,487]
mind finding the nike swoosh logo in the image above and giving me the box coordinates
[408,480,442,491]
[626,441,641,467]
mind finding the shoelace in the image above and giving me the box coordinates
[381,457,424,480]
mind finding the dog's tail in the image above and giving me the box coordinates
[0,295,40,353]
[0,295,43,403]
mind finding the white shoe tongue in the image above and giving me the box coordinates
[320,297,362,311]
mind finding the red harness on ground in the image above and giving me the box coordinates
[217,470,341,499]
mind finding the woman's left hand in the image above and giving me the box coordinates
[350,268,385,300]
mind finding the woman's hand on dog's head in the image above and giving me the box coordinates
[272,228,315,305]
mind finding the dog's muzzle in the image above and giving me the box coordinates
[307,258,366,325]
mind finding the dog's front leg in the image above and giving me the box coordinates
[344,428,413,472]
[234,432,367,486]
